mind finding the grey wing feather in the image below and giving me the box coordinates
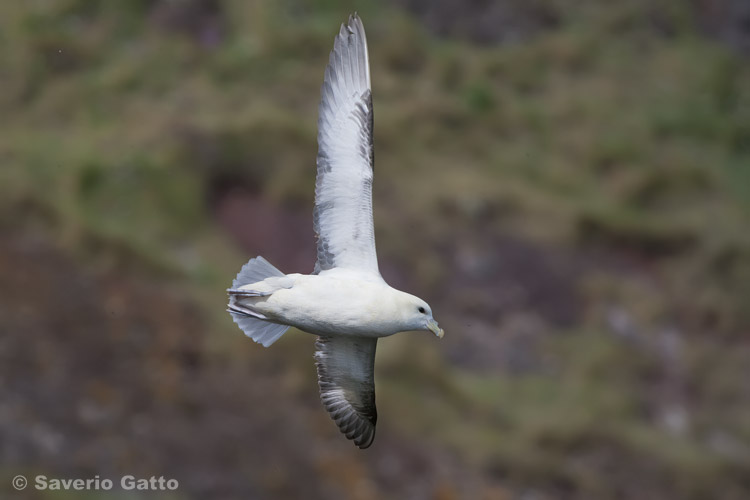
[314,14,379,275]
[314,335,377,448]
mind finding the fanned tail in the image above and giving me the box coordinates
[227,256,291,347]
[231,255,285,288]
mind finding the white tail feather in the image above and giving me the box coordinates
[232,256,284,288]
[230,313,290,347]
[227,255,291,347]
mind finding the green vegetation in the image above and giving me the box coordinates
[1,1,748,498]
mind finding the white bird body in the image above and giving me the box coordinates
[227,14,442,449]
[236,271,422,338]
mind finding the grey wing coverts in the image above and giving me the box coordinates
[315,336,377,448]
[313,14,378,275]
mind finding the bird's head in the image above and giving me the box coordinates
[398,293,444,338]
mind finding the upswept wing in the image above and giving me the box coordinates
[314,14,379,275]
[314,336,377,448]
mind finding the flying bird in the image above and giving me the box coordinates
[227,14,443,449]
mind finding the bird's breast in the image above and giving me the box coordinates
[261,274,401,337]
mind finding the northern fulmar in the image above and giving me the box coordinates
[227,13,443,449]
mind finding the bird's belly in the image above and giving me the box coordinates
[255,278,399,337]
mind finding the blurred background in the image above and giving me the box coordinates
[1,0,749,499]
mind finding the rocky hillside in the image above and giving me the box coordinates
[1,1,749,499]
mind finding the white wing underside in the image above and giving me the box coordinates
[314,14,379,276]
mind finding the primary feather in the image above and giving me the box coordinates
[315,336,377,448]
[314,14,378,275]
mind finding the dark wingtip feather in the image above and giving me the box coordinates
[315,336,378,449]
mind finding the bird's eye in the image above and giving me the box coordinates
[418,307,425,314]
